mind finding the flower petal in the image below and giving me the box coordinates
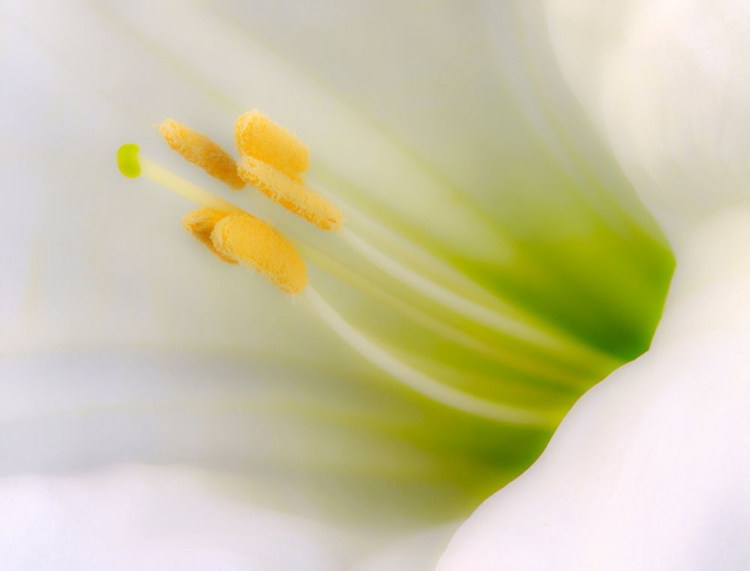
[0,349,552,524]
[545,0,750,242]
[439,207,750,569]
[353,523,460,571]
[439,326,750,570]
[0,464,358,570]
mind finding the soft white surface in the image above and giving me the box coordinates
[440,290,750,570]
[0,465,355,571]
[544,0,750,242]
[353,523,459,571]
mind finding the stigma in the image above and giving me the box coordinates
[117,111,339,295]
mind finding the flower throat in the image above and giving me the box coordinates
[116,111,619,426]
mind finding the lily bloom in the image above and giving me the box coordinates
[3,0,729,569]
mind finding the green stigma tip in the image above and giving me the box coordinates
[117,143,141,178]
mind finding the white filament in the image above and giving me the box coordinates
[304,287,553,426]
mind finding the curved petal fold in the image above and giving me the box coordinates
[545,0,750,242]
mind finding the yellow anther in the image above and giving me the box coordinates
[159,119,245,190]
[235,110,309,181]
[118,144,308,295]
[211,212,308,294]
[238,156,344,231]
[182,207,237,264]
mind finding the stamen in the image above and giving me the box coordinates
[304,287,554,426]
[234,111,343,232]
[298,245,590,387]
[339,227,549,344]
[235,110,309,180]
[117,106,616,424]
[211,213,308,294]
[159,119,245,189]
[117,144,307,294]
[183,208,236,264]
[238,156,343,231]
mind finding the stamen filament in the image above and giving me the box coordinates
[304,286,554,426]
[339,227,546,342]
[338,226,619,369]
[297,244,591,388]
[139,155,242,214]
[309,178,621,371]
[119,145,614,377]
[309,180,508,308]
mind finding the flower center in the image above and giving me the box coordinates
[117,111,619,426]
[116,111,339,294]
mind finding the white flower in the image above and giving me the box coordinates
[440,2,750,569]
[0,1,689,569]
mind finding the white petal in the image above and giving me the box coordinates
[0,464,358,570]
[544,0,750,242]
[0,349,535,525]
[215,0,638,217]
[353,523,459,571]
[439,207,750,569]
[439,330,750,569]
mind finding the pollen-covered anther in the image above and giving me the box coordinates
[160,119,245,190]
[211,212,308,294]
[235,110,309,180]
[182,207,237,264]
[235,111,343,232]
[238,156,343,231]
